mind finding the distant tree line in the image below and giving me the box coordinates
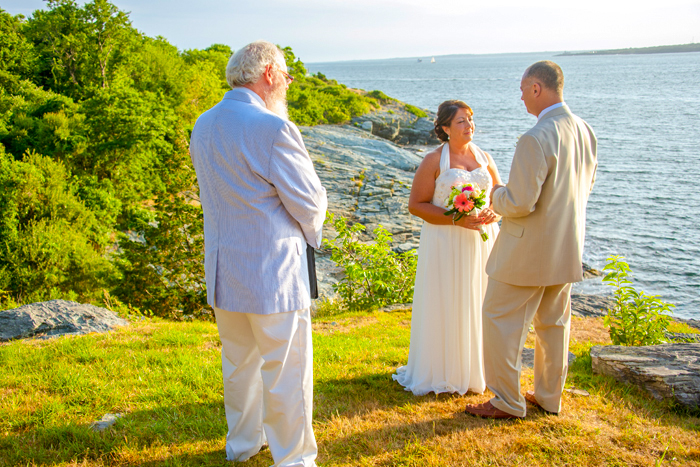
[0,0,383,318]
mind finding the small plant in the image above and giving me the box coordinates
[367,89,395,104]
[602,255,674,346]
[404,104,428,118]
[323,213,417,311]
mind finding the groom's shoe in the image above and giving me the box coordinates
[464,401,522,420]
[524,391,559,416]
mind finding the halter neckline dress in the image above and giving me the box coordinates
[393,142,499,395]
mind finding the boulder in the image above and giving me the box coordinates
[571,293,613,318]
[522,347,576,368]
[351,103,439,146]
[582,262,603,279]
[0,300,129,341]
[300,124,424,245]
[590,343,700,410]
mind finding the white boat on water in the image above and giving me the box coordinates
[430,57,436,63]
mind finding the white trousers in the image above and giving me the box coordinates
[214,306,317,467]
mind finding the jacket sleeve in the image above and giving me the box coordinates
[492,134,549,218]
[269,121,328,248]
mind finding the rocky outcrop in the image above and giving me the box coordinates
[350,102,440,146]
[301,124,426,245]
[590,344,700,410]
[0,300,128,341]
[571,293,613,318]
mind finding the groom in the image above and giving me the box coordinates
[465,61,597,419]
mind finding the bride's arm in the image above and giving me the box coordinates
[408,149,483,230]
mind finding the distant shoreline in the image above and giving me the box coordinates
[557,43,700,56]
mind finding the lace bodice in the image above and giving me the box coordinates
[432,143,493,208]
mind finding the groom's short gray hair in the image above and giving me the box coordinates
[226,40,285,89]
[525,61,564,96]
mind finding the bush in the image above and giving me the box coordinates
[323,213,417,311]
[0,150,115,305]
[602,255,674,346]
[404,104,428,118]
[366,90,395,104]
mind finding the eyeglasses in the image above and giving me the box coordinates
[279,68,294,85]
[272,65,294,85]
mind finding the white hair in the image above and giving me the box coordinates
[226,40,285,89]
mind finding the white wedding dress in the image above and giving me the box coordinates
[393,142,499,395]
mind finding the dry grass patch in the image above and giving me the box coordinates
[1,311,699,466]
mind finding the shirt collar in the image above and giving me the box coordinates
[537,102,565,121]
[233,87,266,108]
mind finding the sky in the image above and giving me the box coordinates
[3,0,700,63]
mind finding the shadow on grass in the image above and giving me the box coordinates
[0,401,228,466]
[314,369,475,421]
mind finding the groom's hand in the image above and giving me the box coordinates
[479,208,499,225]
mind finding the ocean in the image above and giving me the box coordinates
[307,52,700,319]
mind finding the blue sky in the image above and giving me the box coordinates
[3,0,699,62]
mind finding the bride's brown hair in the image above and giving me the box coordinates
[434,100,473,142]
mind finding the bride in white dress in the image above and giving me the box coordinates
[393,100,503,395]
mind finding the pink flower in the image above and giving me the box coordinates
[455,194,474,212]
[462,185,474,192]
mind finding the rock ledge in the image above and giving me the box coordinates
[590,343,700,410]
[0,300,129,341]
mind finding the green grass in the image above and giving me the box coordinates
[1,312,699,466]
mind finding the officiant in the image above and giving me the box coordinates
[189,40,327,466]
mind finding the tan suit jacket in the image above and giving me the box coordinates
[486,105,597,286]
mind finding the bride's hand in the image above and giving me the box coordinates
[456,213,483,230]
[478,208,499,225]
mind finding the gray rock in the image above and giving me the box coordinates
[571,293,613,318]
[665,332,700,343]
[582,262,603,279]
[351,103,438,146]
[360,121,373,131]
[90,413,123,432]
[301,124,424,246]
[0,300,129,341]
[590,343,700,410]
[522,347,576,368]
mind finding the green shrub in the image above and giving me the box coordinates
[602,255,674,346]
[404,104,428,118]
[0,150,115,305]
[323,213,417,311]
[367,90,395,104]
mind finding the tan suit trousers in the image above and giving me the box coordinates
[483,279,572,417]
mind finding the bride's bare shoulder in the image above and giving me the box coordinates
[418,145,444,167]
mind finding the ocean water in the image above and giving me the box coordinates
[308,52,700,319]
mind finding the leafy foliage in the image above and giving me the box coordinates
[283,47,380,125]
[323,213,417,311]
[0,150,114,304]
[0,0,397,316]
[602,255,674,346]
[404,104,428,118]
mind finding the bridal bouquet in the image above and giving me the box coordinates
[443,183,489,241]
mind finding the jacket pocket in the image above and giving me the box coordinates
[504,221,524,238]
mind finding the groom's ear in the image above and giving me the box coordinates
[532,81,542,98]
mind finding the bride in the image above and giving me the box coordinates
[393,100,502,395]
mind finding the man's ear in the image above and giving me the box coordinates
[532,82,542,98]
[263,64,274,86]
